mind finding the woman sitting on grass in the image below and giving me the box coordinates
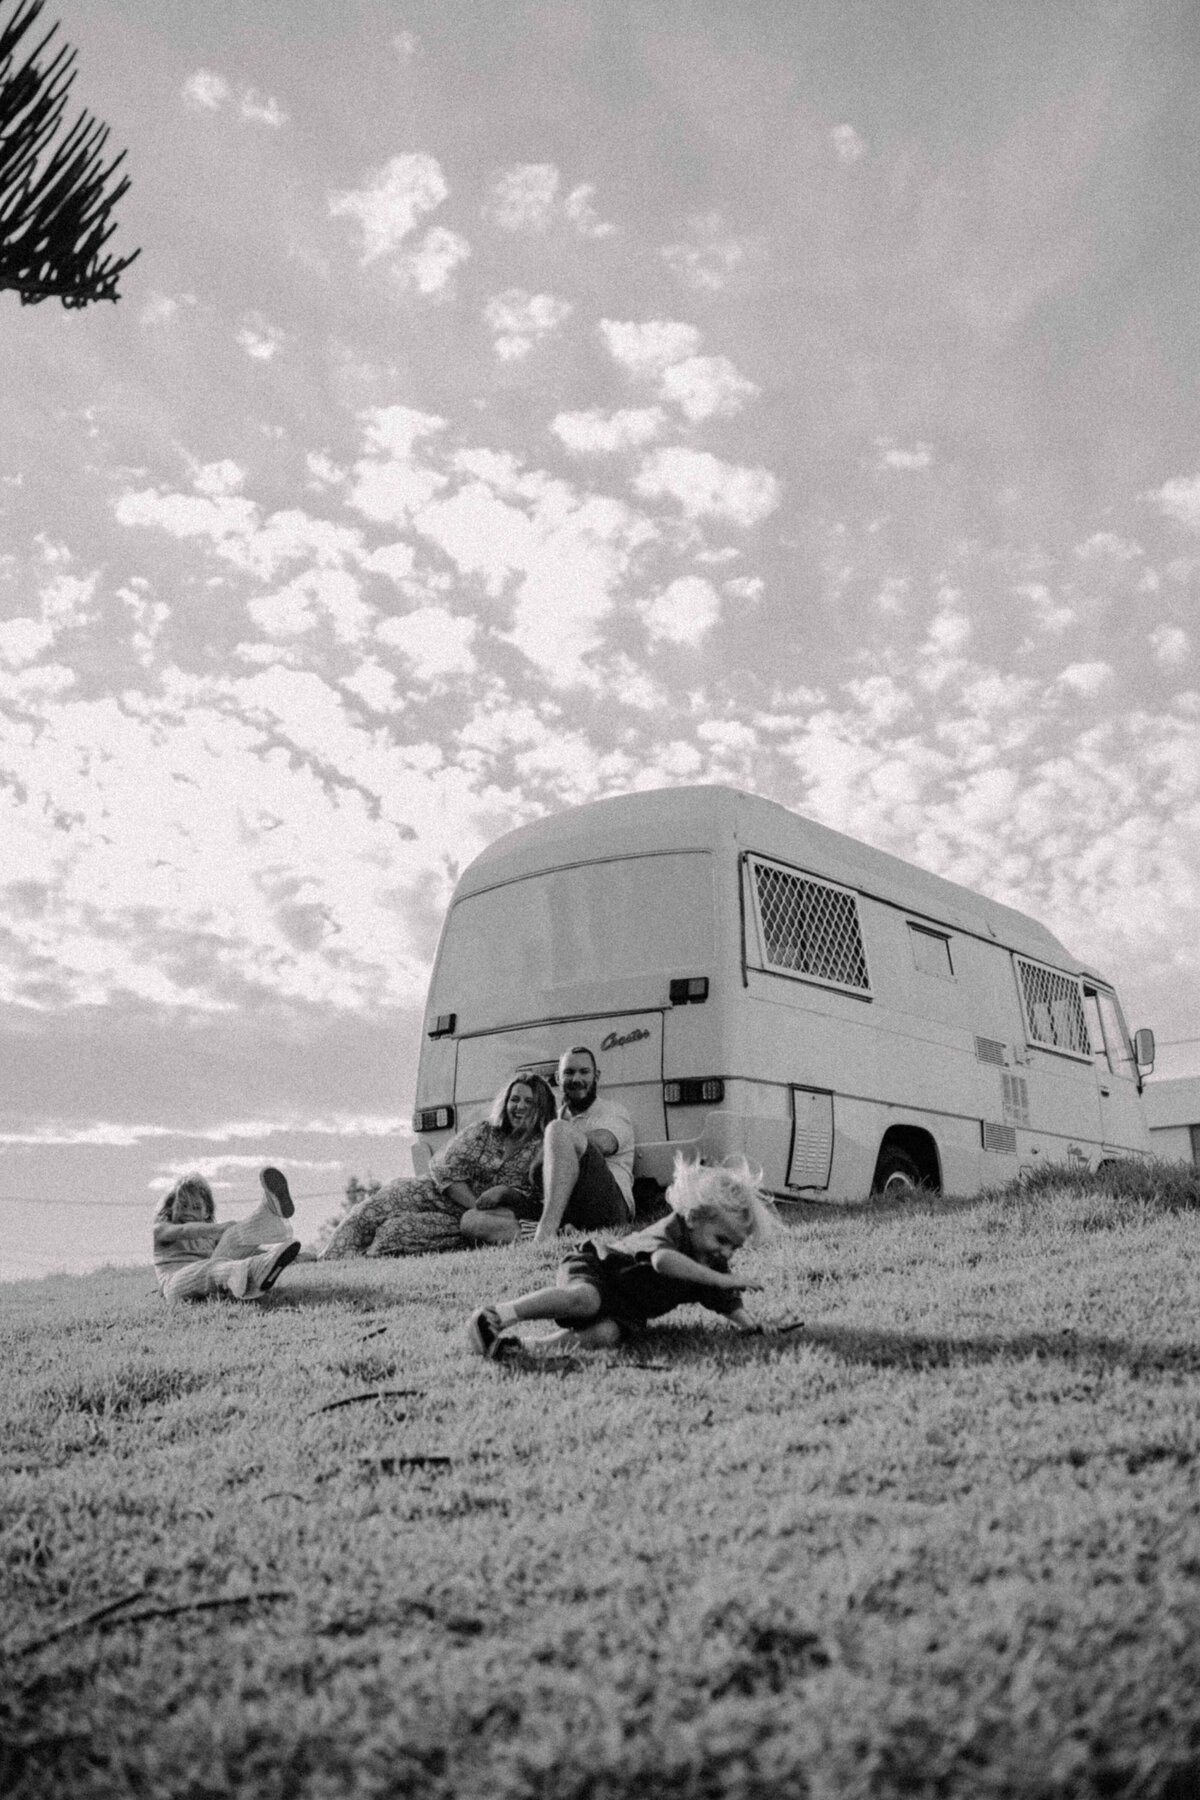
[322,1073,558,1259]
[467,1155,776,1357]
[153,1169,300,1302]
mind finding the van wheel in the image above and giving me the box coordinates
[872,1149,921,1199]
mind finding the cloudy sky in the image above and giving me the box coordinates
[4,0,1200,1280]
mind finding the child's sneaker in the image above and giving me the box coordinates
[245,1239,300,1297]
[260,1167,295,1218]
[466,1306,507,1359]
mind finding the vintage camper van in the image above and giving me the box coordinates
[411,786,1154,1201]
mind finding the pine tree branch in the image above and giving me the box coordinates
[0,0,139,306]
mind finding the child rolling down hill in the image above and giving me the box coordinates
[153,1169,300,1302]
[467,1156,775,1357]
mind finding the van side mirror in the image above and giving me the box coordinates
[1134,1027,1155,1074]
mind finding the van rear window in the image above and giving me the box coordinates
[748,857,871,994]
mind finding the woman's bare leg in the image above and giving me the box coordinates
[460,1207,520,1246]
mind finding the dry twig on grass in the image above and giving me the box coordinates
[313,1387,423,1415]
[16,1589,290,1656]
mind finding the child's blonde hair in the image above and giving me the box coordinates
[668,1155,778,1245]
[155,1173,216,1225]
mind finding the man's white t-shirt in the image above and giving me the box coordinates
[561,1094,635,1214]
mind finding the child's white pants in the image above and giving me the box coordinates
[159,1200,293,1302]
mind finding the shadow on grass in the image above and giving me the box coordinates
[491,1318,1200,1381]
[799,1321,1200,1377]
[250,1281,411,1311]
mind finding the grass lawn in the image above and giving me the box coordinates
[3,1171,1200,1799]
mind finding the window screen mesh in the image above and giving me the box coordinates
[1015,957,1090,1056]
[751,860,870,992]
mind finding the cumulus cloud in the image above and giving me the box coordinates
[634,448,780,527]
[876,440,933,471]
[659,355,759,421]
[641,576,721,646]
[725,575,764,601]
[240,88,288,127]
[661,215,752,292]
[140,291,195,326]
[408,225,471,295]
[249,568,373,644]
[1151,625,1190,667]
[377,607,478,680]
[600,318,702,375]
[831,123,868,163]
[600,320,758,421]
[1155,475,1200,530]
[551,408,666,455]
[236,315,285,361]
[347,406,448,524]
[1017,582,1075,635]
[1057,660,1116,696]
[484,289,573,359]
[182,69,231,111]
[182,69,286,125]
[330,153,448,265]
[1075,530,1142,562]
[564,183,615,237]
[485,162,560,230]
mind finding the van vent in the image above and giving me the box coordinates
[982,1121,1018,1154]
[1015,957,1090,1058]
[750,859,870,994]
[975,1036,1007,1066]
[1002,1074,1030,1126]
[788,1087,834,1188]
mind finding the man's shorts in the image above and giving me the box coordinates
[507,1141,631,1229]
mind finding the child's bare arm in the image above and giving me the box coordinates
[153,1221,225,1250]
[649,1247,764,1292]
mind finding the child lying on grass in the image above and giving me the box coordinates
[153,1169,301,1302]
[467,1156,776,1357]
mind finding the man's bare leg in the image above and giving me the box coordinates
[532,1118,582,1242]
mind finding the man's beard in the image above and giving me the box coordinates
[564,1078,597,1114]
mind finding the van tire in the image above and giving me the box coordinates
[872,1148,922,1199]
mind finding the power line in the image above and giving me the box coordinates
[0,1186,351,1209]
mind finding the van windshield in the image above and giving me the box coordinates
[431,852,713,1022]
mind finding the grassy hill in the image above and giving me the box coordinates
[3,1168,1200,1800]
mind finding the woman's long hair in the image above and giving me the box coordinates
[490,1072,557,1138]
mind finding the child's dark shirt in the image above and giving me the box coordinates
[561,1211,742,1331]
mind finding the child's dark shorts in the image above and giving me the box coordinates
[558,1240,648,1339]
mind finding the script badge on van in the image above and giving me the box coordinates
[601,1027,650,1052]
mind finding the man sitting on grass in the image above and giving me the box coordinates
[467,1155,776,1356]
[152,1168,301,1302]
[460,1045,636,1246]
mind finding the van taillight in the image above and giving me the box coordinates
[663,1079,725,1105]
[413,1105,456,1132]
[669,976,710,1004]
[428,1013,456,1038]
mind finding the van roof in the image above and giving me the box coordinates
[455,785,1085,970]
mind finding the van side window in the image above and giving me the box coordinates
[1083,988,1111,1070]
[908,923,953,979]
[1089,986,1136,1077]
[1015,956,1090,1058]
[748,857,871,994]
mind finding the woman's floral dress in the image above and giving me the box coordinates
[321,1121,542,1258]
